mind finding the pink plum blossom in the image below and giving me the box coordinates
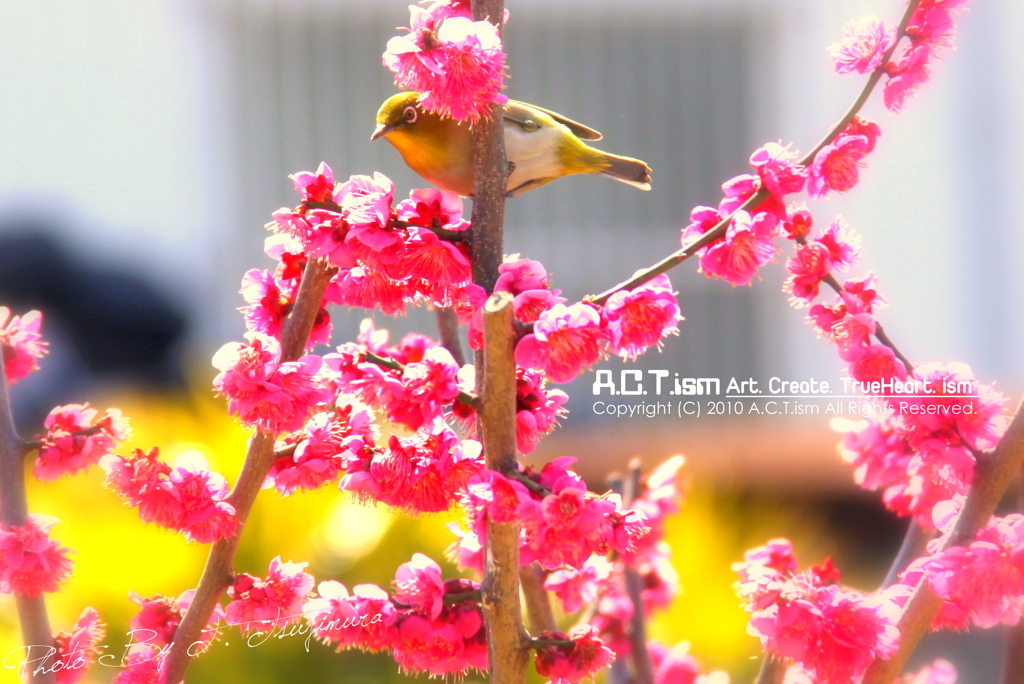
[384,5,507,122]
[807,135,870,197]
[691,210,779,287]
[290,161,335,204]
[884,44,931,112]
[737,547,900,684]
[264,403,378,496]
[924,513,1024,628]
[110,644,165,684]
[396,187,467,230]
[0,307,47,384]
[128,588,224,648]
[749,142,806,197]
[534,625,614,684]
[828,15,894,74]
[212,332,332,434]
[239,268,333,349]
[848,344,907,386]
[544,556,614,614]
[51,607,105,684]
[514,303,607,383]
[815,218,860,271]
[784,242,832,304]
[0,514,74,596]
[390,586,489,677]
[225,556,315,634]
[601,273,682,360]
[166,451,240,543]
[340,419,483,513]
[304,581,399,652]
[393,553,447,620]
[32,404,129,481]
[100,448,238,543]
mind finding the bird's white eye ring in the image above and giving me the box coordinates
[403,106,418,123]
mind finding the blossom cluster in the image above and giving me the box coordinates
[0,514,74,597]
[49,607,106,684]
[383,0,507,121]
[514,270,682,384]
[735,539,900,684]
[265,402,378,496]
[327,321,469,432]
[99,448,239,543]
[341,418,484,513]
[827,1,973,111]
[680,118,880,288]
[303,553,488,678]
[111,587,226,681]
[32,404,130,481]
[835,361,1006,528]
[0,306,47,384]
[745,142,1008,531]
[450,458,649,573]
[878,503,1024,631]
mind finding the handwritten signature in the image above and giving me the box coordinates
[3,610,383,677]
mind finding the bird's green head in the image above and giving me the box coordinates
[371,92,426,141]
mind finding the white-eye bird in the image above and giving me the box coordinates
[371,92,652,197]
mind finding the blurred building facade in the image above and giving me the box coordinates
[0,0,1022,456]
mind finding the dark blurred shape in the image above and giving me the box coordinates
[0,230,188,388]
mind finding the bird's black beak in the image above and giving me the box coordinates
[370,123,392,141]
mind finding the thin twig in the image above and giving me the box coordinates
[0,347,56,684]
[303,200,468,241]
[1000,465,1024,684]
[622,459,655,684]
[881,520,933,589]
[587,0,924,307]
[754,654,788,684]
[164,258,337,684]
[507,468,551,498]
[531,638,575,649]
[444,589,483,605]
[863,395,1024,683]
[519,563,557,634]
[586,187,771,307]
[435,307,467,367]
[819,272,914,373]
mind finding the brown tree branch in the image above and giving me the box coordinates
[0,353,56,684]
[479,292,530,683]
[587,0,923,307]
[164,258,337,684]
[519,563,557,634]
[622,459,655,684]
[863,395,1024,683]
[436,307,467,367]
[1000,466,1024,684]
[754,654,788,684]
[881,520,933,589]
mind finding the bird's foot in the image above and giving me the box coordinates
[506,178,545,197]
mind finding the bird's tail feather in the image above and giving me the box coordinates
[598,153,652,190]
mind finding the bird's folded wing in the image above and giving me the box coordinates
[504,100,603,141]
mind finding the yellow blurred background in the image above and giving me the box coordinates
[0,384,852,684]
